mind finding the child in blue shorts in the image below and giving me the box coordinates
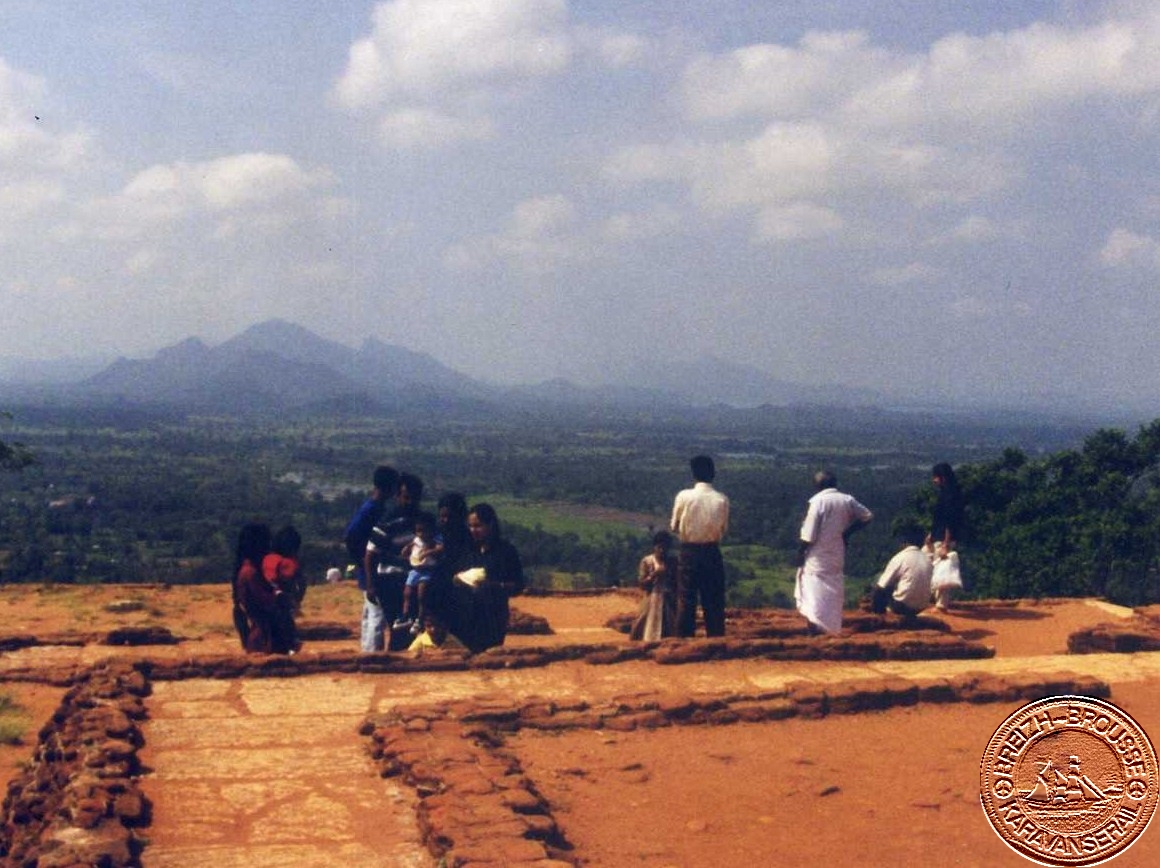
[395,511,444,635]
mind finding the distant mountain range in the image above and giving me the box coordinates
[82,320,485,413]
[0,319,885,416]
[0,319,1133,425]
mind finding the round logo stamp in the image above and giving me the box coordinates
[980,695,1158,866]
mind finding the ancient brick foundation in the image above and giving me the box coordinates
[362,670,1109,868]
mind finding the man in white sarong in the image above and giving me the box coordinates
[795,470,873,635]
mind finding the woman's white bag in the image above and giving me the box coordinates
[931,551,963,591]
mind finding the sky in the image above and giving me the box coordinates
[2,1,1160,412]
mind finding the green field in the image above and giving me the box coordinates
[477,493,661,543]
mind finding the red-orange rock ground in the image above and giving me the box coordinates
[0,583,1158,866]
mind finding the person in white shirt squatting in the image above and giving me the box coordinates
[871,521,932,626]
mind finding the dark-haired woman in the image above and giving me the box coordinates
[263,524,303,654]
[448,503,526,653]
[233,522,271,651]
[436,492,471,565]
[928,463,964,552]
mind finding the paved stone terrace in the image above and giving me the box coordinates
[142,677,430,867]
[5,596,1160,866]
[137,649,1160,868]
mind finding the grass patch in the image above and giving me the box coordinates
[0,694,30,746]
[531,570,603,591]
[477,494,656,544]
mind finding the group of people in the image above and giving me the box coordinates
[630,457,965,640]
[234,456,964,654]
[871,462,965,622]
[230,464,527,656]
[342,465,526,654]
[630,454,731,640]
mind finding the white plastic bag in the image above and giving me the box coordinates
[931,551,963,591]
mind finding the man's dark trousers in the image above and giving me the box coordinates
[676,542,726,637]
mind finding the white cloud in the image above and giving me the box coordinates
[600,205,682,242]
[754,201,843,242]
[1100,227,1160,268]
[869,262,940,287]
[680,30,899,121]
[449,196,691,272]
[378,107,495,148]
[446,193,583,272]
[336,0,572,107]
[606,124,839,212]
[950,295,994,318]
[583,29,650,69]
[0,179,64,223]
[87,153,338,241]
[0,58,94,235]
[681,12,1160,134]
[511,194,576,236]
[333,0,572,150]
[334,0,647,150]
[946,215,1001,244]
[124,247,160,276]
[198,153,330,210]
[610,6,1160,243]
[894,17,1157,132]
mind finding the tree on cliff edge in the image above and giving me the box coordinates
[0,413,34,472]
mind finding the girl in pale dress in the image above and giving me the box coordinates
[631,531,678,641]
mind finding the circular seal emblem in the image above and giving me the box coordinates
[980,695,1158,866]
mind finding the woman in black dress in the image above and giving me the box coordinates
[928,462,964,551]
[448,502,526,653]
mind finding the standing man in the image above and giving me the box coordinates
[343,465,399,652]
[795,470,872,635]
[365,473,422,650]
[671,454,730,638]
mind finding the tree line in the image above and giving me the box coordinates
[904,420,1160,606]
[2,411,1158,607]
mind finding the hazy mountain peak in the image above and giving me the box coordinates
[220,319,355,370]
[155,337,209,361]
[237,319,319,344]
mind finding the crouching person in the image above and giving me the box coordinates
[871,522,932,626]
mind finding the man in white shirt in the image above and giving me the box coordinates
[795,470,872,635]
[871,523,932,624]
[671,455,730,637]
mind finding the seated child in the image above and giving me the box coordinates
[871,522,933,625]
[262,525,304,654]
[407,612,466,656]
[394,511,444,635]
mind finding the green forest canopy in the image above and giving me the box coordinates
[2,411,1160,608]
[913,420,1160,606]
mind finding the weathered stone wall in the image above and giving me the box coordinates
[0,662,150,867]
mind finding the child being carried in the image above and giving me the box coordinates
[394,511,444,635]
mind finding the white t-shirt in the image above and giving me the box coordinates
[876,545,933,610]
[800,487,873,576]
[670,482,729,544]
